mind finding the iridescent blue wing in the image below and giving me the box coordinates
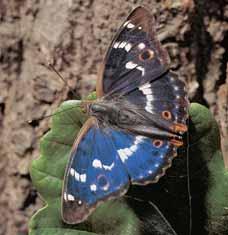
[96,6,170,97]
[109,129,178,185]
[62,118,130,224]
[62,119,177,224]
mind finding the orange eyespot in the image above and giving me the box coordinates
[162,110,172,120]
[172,123,188,133]
[170,138,184,147]
[139,49,154,61]
[153,139,163,148]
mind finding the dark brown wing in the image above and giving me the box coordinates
[96,6,170,98]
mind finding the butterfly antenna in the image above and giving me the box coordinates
[27,105,81,126]
[186,114,192,235]
[48,63,79,99]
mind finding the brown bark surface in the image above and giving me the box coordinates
[0,1,227,234]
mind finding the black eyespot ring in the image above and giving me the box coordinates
[97,175,109,191]
[139,49,154,61]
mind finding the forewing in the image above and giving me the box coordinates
[97,6,170,97]
[62,118,129,224]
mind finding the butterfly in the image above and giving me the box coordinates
[61,6,189,224]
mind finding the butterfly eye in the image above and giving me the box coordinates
[90,104,107,114]
[162,110,172,120]
[139,49,154,61]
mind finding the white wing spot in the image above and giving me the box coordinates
[146,106,153,114]
[127,23,135,28]
[125,61,145,76]
[139,82,151,89]
[125,43,132,52]
[80,174,86,183]
[118,135,146,163]
[92,159,102,168]
[170,77,175,82]
[125,61,137,69]
[138,43,146,50]
[74,170,86,182]
[146,95,154,101]
[67,194,75,201]
[140,87,152,95]
[70,168,75,176]
[103,184,109,191]
[113,41,132,52]
[90,184,97,192]
[113,42,119,48]
[78,200,82,205]
[93,159,115,171]
[75,171,80,181]
[119,41,127,48]
[139,83,154,113]
[124,148,133,157]
[138,26,142,30]
[155,163,159,168]
[135,136,145,144]
[118,149,128,162]
[130,145,137,152]
[137,66,145,76]
[103,162,115,171]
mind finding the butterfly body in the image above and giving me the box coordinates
[62,6,189,224]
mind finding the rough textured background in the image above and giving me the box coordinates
[0,0,227,234]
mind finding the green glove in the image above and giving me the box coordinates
[29,102,228,235]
